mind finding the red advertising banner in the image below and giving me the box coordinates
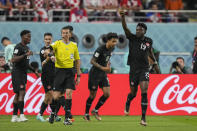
[0,74,197,115]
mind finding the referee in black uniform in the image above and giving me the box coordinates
[119,9,160,126]
[11,30,39,122]
[84,32,118,121]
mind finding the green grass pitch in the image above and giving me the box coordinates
[0,115,197,131]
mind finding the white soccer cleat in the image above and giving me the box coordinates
[124,109,129,116]
[19,114,28,122]
[140,120,147,126]
[36,114,46,122]
[124,104,130,116]
[46,117,49,121]
[11,115,19,122]
[91,109,102,121]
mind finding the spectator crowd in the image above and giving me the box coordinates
[0,0,196,22]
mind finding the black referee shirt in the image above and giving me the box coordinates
[40,46,55,75]
[126,32,153,70]
[12,43,30,72]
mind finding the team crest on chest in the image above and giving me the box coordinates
[140,43,146,50]
[41,50,44,54]
[146,42,150,47]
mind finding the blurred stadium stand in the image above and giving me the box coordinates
[1,9,197,22]
[0,23,196,73]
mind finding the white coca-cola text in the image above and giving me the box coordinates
[150,75,197,114]
[0,75,51,114]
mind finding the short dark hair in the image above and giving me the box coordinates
[106,32,118,41]
[194,36,197,40]
[67,25,73,32]
[0,55,5,59]
[61,26,73,32]
[30,61,39,69]
[1,37,9,44]
[20,30,31,37]
[150,1,157,7]
[137,23,147,31]
[176,57,184,62]
[44,32,52,37]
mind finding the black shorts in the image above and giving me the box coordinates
[129,69,149,88]
[88,68,110,91]
[11,70,27,93]
[53,68,75,92]
[41,73,54,93]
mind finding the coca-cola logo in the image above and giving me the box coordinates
[150,75,197,114]
[0,74,51,114]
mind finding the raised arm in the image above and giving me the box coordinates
[119,9,133,37]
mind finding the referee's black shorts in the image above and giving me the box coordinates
[88,68,110,91]
[41,73,54,93]
[11,69,27,93]
[53,68,75,92]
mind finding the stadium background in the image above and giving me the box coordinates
[0,23,196,73]
[0,0,197,130]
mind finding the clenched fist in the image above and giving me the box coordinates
[119,9,125,17]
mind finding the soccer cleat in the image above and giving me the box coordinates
[19,114,28,122]
[63,118,72,125]
[49,113,55,124]
[36,114,46,122]
[140,120,147,126]
[11,115,19,122]
[55,116,61,122]
[124,103,130,116]
[69,114,75,122]
[91,109,101,121]
[124,109,129,116]
[46,117,49,121]
[83,114,90,121]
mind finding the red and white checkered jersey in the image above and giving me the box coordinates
[14,0,30,7]
[105,0,118,7]
[34,0,45,8]
[121,0,142,7]
[66,0,80,8]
